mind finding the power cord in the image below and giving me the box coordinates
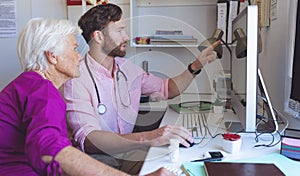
[254,130,281,147]
[196,113,225,147]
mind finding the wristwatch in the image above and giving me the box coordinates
[188,63,201,75]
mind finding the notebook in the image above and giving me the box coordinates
[169,103,212,114]
[169,104,193,114]
[203,162,285,176]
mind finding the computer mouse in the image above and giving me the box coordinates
[179,140,195,148]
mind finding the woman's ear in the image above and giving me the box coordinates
[45,51,57,65]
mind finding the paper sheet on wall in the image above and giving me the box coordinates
[0,0,17,38]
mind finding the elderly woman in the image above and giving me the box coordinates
[0,18,173,176]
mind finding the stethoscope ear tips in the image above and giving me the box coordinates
[98,103,107,115]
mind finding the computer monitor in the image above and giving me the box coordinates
[225,5,277,133]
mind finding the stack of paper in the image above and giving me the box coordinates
[150,36,197,45]
[281,137,300,161]
[148,30,197,45]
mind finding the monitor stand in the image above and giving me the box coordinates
[225,69,278,134]
[256,69,278,134]
[256,119,277,133]
[225,117,277,133]
[224,121,245,133]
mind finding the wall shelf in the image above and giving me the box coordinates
[130,0,217,48]
[129,0,223,94]
[131,43,199,48]
[135,0,218,7]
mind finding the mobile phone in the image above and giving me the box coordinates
[208,151,223,159]
[191,151,224,162]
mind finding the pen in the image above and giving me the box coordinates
[190,157,222,162]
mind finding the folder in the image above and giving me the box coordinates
[180,153,300,176]
[204,162,284,176]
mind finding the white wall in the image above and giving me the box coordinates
[259,1,288,112]
[258,0,300,128]
[0,0,67,90]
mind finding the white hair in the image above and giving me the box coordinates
[17,18,81,71]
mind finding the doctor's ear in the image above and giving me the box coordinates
[97,34,102,40]
[93,31,103,42]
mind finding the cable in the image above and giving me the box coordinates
[255,114,281,148]
[196,113,224,147]
[254,130,281,148]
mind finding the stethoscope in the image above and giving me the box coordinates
[84,55,131,115]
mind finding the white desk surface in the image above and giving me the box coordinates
[139,93,282,175]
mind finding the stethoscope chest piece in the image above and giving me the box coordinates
[85,54,130,115]
[98,103,107,115]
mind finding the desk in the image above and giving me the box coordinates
[139,94,284,175]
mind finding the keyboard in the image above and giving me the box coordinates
[178,113,207,138]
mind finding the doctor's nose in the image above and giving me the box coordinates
[123,32,129,42]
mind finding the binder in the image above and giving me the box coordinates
[217,0,228,42]
[227,0,239,43]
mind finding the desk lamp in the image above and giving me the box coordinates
[234,28,262,58]
[198,28,224,59]
[199,29,233,103]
